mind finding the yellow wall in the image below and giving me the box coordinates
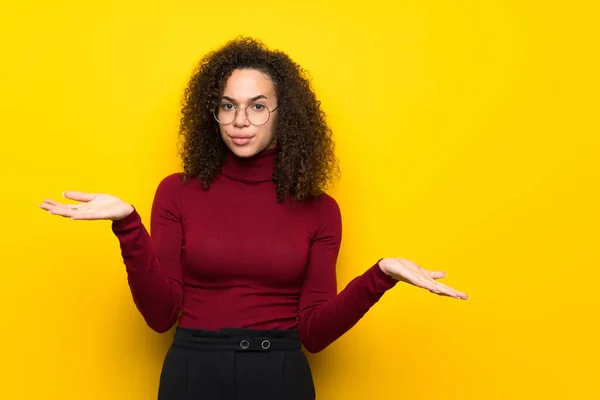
[1,0,598,398]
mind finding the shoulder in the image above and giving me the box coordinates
[153,172,188,203]
[313,192,342,233]
[158,172,185,187]
[316,192,340,215]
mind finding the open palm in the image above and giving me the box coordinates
[39,191,134,221]
[379,258,469,300]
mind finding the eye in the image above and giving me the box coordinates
[251,103,266,111]
[221,103,234,111]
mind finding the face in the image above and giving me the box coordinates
[217,68,278,158]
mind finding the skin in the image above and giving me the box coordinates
[218,68,278,158]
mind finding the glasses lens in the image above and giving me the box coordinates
[214,103,235,124]
[247,104,270,126]
[213,103,272,125]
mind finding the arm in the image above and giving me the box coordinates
[111,173,184,333]
[298,195,398,353]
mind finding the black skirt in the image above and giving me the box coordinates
[158,326,315,400]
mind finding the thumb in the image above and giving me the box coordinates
[428,270,447,280]
[63,191,98,202]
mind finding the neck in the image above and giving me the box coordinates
[221,145,279,184]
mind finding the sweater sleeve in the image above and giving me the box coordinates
[297,195,399,353]
[110,173,184,333]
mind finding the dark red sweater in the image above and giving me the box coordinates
[111,146,398,353]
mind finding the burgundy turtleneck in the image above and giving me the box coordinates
[111,146,398,353]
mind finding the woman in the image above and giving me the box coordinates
[39,37,468,399]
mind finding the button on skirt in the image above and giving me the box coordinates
[157,326,315,400]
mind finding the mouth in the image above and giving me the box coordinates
[229,135,254,146]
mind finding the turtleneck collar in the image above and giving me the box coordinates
[221,145,279,184]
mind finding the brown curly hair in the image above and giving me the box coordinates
[177,36,340,203]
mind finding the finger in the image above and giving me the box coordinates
[63,191,99,202]
[429,289,452,297]
[414,263,446,279]
[416,266,468,299]
[407,263,468,299]
[47,206,75,218]
[39,202,68,212]
[433,290,469,300]
[431,280,469,299]
[417,275,458,298]
[38,203,53,211]
[41,201,87,216]
[46,204,91,218]
[427,270,446,280]
[42,199,62,206]
[411,272,443,293]
[430,280,459,297]
[40,202,78,212]
[396,263,469,299]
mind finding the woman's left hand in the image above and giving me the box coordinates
[379,258,469,300]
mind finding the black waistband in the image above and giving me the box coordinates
[172,327,302,352]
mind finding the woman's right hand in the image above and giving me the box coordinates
[38,191,135,221]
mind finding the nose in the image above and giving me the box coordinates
[233,106,250,128]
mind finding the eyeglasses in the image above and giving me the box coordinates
[213,102,278,126]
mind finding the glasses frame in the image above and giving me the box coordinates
[213,102,279,126]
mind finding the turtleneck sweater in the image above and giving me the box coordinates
[111,145,398,353]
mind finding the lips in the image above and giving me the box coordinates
[230,135,253,146]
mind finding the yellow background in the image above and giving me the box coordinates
[1,0,598,398]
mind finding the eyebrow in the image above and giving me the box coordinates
[221,95,268,103]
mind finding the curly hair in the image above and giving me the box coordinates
[177,36,340,203]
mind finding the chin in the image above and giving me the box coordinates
[226,142,262,158]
